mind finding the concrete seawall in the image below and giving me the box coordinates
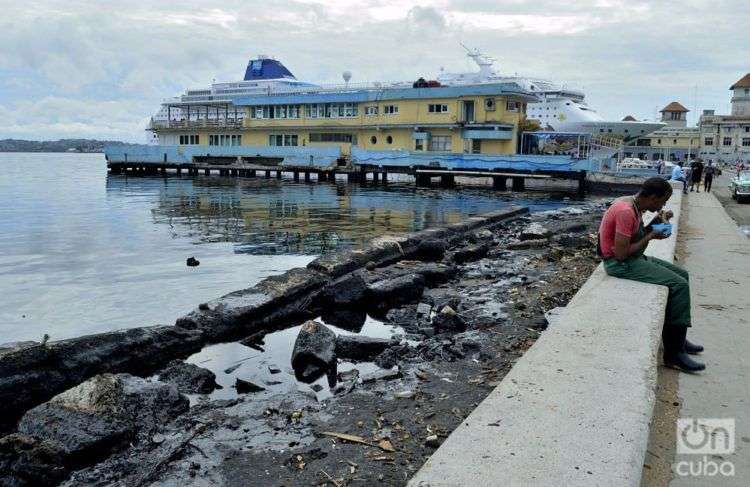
[410,185,682,486]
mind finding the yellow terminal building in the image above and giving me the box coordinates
[151,83,536,159]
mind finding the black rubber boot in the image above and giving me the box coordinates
[684,338,704,355]
[663,326,706,373]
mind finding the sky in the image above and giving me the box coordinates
[0,0,747,142]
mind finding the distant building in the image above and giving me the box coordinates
[621,115,637,121]
[621,102,699,162]
[698,73,750,164]
[660,101,689,128]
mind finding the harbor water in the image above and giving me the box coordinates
[1,153,590,343]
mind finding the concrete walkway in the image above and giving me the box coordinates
[671,190,750,485]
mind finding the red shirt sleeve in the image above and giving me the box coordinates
[614,206,637,238]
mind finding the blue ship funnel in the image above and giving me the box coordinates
[244,58,296,81]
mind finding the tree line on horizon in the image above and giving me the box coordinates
[0,138,128,153]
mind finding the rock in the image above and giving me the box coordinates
[413,239,446,262]
[360,367,402,384]
[424,434,440,448]
[268,365,281,374]
[418,327,436,338]
[506,239,548,250]
[263,380,283,386]
[422,289,462,313]
[235,378,266,394]
[394,390,415,399]
[552,234,590,249]
[451,243,490,264]
[365,261,377,271]
[0,341,40,357]
[384,306,417,326]
[0,433,68,487]
[322,272,368,305]
[239,331,266,348]
[320,308,367,333]
[186,257,200,267]
[291,321,337,383]
[17,374,188,466]
[0,325,203,432]
[374,348,400,369]
[335,335,392,361]
[157,360,219,394]
[473,229,494,241]
[432,306,467,334]
[519,223,552,241]
[366,273,425,307]
[337,369,360,382]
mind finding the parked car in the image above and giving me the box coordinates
[730,170,750,203]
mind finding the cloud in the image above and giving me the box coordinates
[0,0,747,140]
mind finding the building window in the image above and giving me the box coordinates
[415,140,424,151]
[179,135,199,145]
[365,106,378,116]
[704,137,713,146]
[269,134,298,146]
[428,135,451,151]
[670,112,681,120]
[386,135,393,144]
[506,101,520,112]
[210,134,241,146]
[309,133,354,143]
[428,104,448,113]
[657,139,661,144]
[638,153,647,160]
[743,138,750,147]
[673,139,677,144]
[723,137,732,146]
[383,105,398,115]
[745,127,749,133]
[370,136,377,145]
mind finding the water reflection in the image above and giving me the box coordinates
[107,173,580,255]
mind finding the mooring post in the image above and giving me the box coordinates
[293,171,300,181]
[577,170,587,196]
[440,174,455,188]
[416,174,431,187]
[493,176,507,190]
[204,168,210,176]
[372,172,380,183]
[381,172,388,184]
[304,172,311,182]
[512,177,525,191]
[265,170,271,178]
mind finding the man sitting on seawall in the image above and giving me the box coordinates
[598,177,705,373]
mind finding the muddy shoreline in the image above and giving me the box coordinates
[1,203,604,486]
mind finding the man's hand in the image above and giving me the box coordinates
[650,230,669,240]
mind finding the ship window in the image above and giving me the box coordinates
[365,106,378,116]
[370,136,377,144]
[428,104,448,113]
[673,139,677,144]
[383,105,398,115]
[506,101,520,112]
[386,135,393,144]
[415,140,424,151]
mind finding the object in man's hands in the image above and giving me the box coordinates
[651,223,672,237]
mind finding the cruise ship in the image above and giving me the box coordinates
[437,47,664,142]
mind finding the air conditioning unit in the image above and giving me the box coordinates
[484,98,496,111]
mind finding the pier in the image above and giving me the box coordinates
[106,159,589,194]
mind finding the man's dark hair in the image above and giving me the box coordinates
[640,177,673,197]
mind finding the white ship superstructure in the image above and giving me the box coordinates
[437,47,664,142]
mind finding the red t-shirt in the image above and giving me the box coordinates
[598,198,641,258]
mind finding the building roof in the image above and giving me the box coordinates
[660,101,689,113]
[621,115,637,121]
[730,73,750,90]
[233,82,538,106]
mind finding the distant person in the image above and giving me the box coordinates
[703,162,715,192]
[689,160,703,192]
[598,178,705,372]
[656,160,664,174]
[671,162,688,194]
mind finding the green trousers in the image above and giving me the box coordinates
[603,255,691,327]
